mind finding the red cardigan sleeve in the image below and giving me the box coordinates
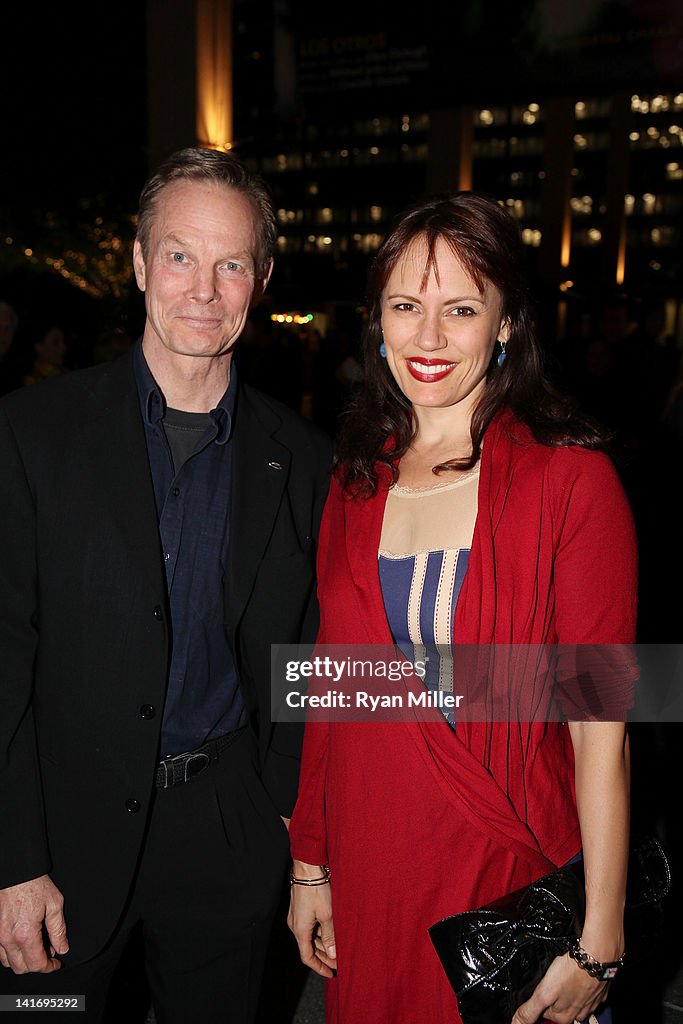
[550,447,639,720]
[551,447,637,644]
[288,478,341,864]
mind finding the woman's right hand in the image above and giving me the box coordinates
[287,860,337,977]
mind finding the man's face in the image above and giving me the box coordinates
[133,181,271,364]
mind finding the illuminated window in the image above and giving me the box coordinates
[521,228,542,247]
[651,227,676,246]
[504,198,525,217]
[352,233,383,253]
[473,137,508,157]
[632,93,681,115]
[572,98,610,118]
[570,196,593,214]
[401,143,429,162]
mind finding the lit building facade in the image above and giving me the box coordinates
[147,0,683,340]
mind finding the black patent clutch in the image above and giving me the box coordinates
[428,835,671,1024]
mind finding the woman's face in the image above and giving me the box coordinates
[380,237,508,416]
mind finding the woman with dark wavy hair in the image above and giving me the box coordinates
[288,192,636,1024]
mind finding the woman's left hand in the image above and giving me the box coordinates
[510,952,609,1024]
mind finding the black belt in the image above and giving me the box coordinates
[155,728,246,788]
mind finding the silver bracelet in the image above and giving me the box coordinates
[289,864,331,886]
[568,938,625,980]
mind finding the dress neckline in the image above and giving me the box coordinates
[391,467,480,497]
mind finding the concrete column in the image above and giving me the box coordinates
[146,0,235,170]
[427,107,473,193]
[601,93,630,288]
[146,0,198,171]
[539,97,575,287]
[196,0,234,151]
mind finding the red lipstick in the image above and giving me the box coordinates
[405,357,456,383]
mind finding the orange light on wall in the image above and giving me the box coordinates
[560,208,572,269]
[458,165,473,191]
[615,232,626,285]
[196,0,233,151]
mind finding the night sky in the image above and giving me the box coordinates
[1,4,149,338]
[2,4,148,213]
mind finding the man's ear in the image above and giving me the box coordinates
[132,239,147,292]
[252,258,274,307]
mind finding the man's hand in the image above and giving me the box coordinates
[0,875,68,974]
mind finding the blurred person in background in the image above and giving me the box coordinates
[22,323,68,386]
[0,299,21,395]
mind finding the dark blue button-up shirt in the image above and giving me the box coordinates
[134,342,247,756]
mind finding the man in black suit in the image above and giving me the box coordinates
[0,148,332,1022]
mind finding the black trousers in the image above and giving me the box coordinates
[0,728,291,1023]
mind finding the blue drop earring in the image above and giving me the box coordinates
[497,339,507,367]
[379,335,387,358]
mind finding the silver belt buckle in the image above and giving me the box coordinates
[183,751,211,782]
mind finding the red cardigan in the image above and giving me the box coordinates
[290,410,638,873]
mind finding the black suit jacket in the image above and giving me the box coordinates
[0,349,332,962]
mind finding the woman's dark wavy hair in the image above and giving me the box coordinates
[336,190,610,496]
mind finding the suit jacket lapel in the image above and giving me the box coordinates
[227,385,291,631]
[81,350,166,585]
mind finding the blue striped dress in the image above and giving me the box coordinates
[378,471,479,728]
